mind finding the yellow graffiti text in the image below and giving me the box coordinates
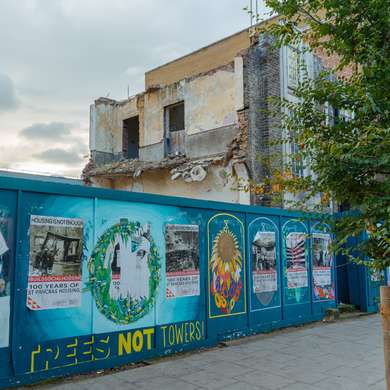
[118,328,155,356]
[160,321,204,348]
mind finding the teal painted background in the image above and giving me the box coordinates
[0,175,337,388]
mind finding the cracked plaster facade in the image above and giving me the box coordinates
[83,19,322,206]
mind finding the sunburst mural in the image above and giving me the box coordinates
[210,221,243,314]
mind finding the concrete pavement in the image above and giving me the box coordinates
[22,314,385,390]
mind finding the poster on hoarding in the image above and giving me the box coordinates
[0,230,8,257]
[27,215,84,310]
[312,233,332,283]
[312,232,335,300]
[286,232,308,289]
[165,224,200,299]
[252,231,277,294]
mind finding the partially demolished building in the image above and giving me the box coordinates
[83,20,321,206]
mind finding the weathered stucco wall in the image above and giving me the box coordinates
[144,65,238,144]
[186,66,237,135]
[145,30,250,88]
[87,29,250,205]
[90,96,142,160]
[91,64,242,162]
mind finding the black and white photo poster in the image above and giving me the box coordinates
[165,224,200,299]
[252,231,277,293]
[27,215,84,310]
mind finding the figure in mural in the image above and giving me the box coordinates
[89,220,160,325]
[0,227,10,348]
[111,225,150,299]
[210,221,243,314]
[104,224,151,300]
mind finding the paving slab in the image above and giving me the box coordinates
[17,314,385,390]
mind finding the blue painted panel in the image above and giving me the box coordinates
[207,212,247,339]
[247,214,282,331]
[12,192,94,375]
[0,174,339,388]
[345,232,383,313]
[281,218,311,322]
[0,189,17,380]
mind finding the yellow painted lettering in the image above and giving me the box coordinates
[143,328,154,351]
[118,332,131,356]
[160,326,168,348]
[189,322,195,342]
[132,330,143,352]
[168,325,175,346]
[195,321,201,341]
[175,324,184,344]
[184,322,189,343]
[30,344,41,373]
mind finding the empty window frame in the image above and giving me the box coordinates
[123,116,139,159]
[167,101,185,132]
[165,102,185,156]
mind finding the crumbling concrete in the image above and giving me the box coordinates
[84,18,323,207]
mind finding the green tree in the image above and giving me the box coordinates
[252,1,390,272]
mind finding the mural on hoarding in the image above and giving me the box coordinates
[27,319,206,374]
[165,224,200,299]
[311,224,335,300]
[12,194,209,377]
[88,219,161,325]
[282,220,309,304]
[249,217,280,309]
[0,182,339,386]
[208,214,246,318]
[0,209,12,348]
[27,215,84,310]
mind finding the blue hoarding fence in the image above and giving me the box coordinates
[0,175,337,388]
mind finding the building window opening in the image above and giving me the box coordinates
[123,116,139,159]
[168,101,184,132]
[165,102,185,156]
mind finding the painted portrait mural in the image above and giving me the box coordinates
[249,217,280,311]
[208,214,246,318]
[282,219,310,305]
[89,219,161,325]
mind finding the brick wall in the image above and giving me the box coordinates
[246,35,283,206]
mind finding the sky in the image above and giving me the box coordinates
[0,0,267,178]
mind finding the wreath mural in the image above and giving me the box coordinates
[210,222,243,314]
[88,220,160,324]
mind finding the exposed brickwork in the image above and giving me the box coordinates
[246,36,283,206]
[315,48,354,79]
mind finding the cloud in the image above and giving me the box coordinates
[20,122,74,141]
[0,0,268,176]
[0,73,19,111]
[33,147,85,165]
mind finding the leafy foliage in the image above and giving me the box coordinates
[88,222,160,324]
[255,1,390,270]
